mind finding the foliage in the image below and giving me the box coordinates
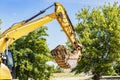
[115,63,120,75]
[0,19,2,25]
[9,27,54,80]
[71,2,120,79]
[54,67,64,73]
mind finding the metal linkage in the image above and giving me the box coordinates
[25,4,54,23]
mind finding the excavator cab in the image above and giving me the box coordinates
[2,50,16,78]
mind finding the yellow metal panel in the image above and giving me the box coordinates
[0,13,56,54]
[55,2,77,48]
[0,63,12,80]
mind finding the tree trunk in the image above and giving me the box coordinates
[92,73,101,80]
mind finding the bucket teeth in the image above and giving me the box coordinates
[50,45,71,68]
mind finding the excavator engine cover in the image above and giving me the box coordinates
[51,45,81,69]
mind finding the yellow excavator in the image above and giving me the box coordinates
[0,2,82,79]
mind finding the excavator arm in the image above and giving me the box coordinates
[0,2,82,79]
[51,3,82,68]
[0,13,56,54]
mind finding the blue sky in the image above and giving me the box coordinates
[0,0,119,50]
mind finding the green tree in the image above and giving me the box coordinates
[115,64,120,75]
[10,27,54,80]
[0,19,2,25]
[72,2,120,80]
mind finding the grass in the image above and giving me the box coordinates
[50,72,93,80]
[51,72,85,78]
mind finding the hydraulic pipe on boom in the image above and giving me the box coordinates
[0,2,82,79]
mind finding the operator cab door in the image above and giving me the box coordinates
[3,50,16,78]
[3,50,14,71]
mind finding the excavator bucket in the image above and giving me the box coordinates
[51,45,82,69]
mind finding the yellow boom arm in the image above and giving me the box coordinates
[0,13,56,54]
[0,2,79,54]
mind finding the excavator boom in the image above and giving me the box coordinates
[0,13,56,54]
